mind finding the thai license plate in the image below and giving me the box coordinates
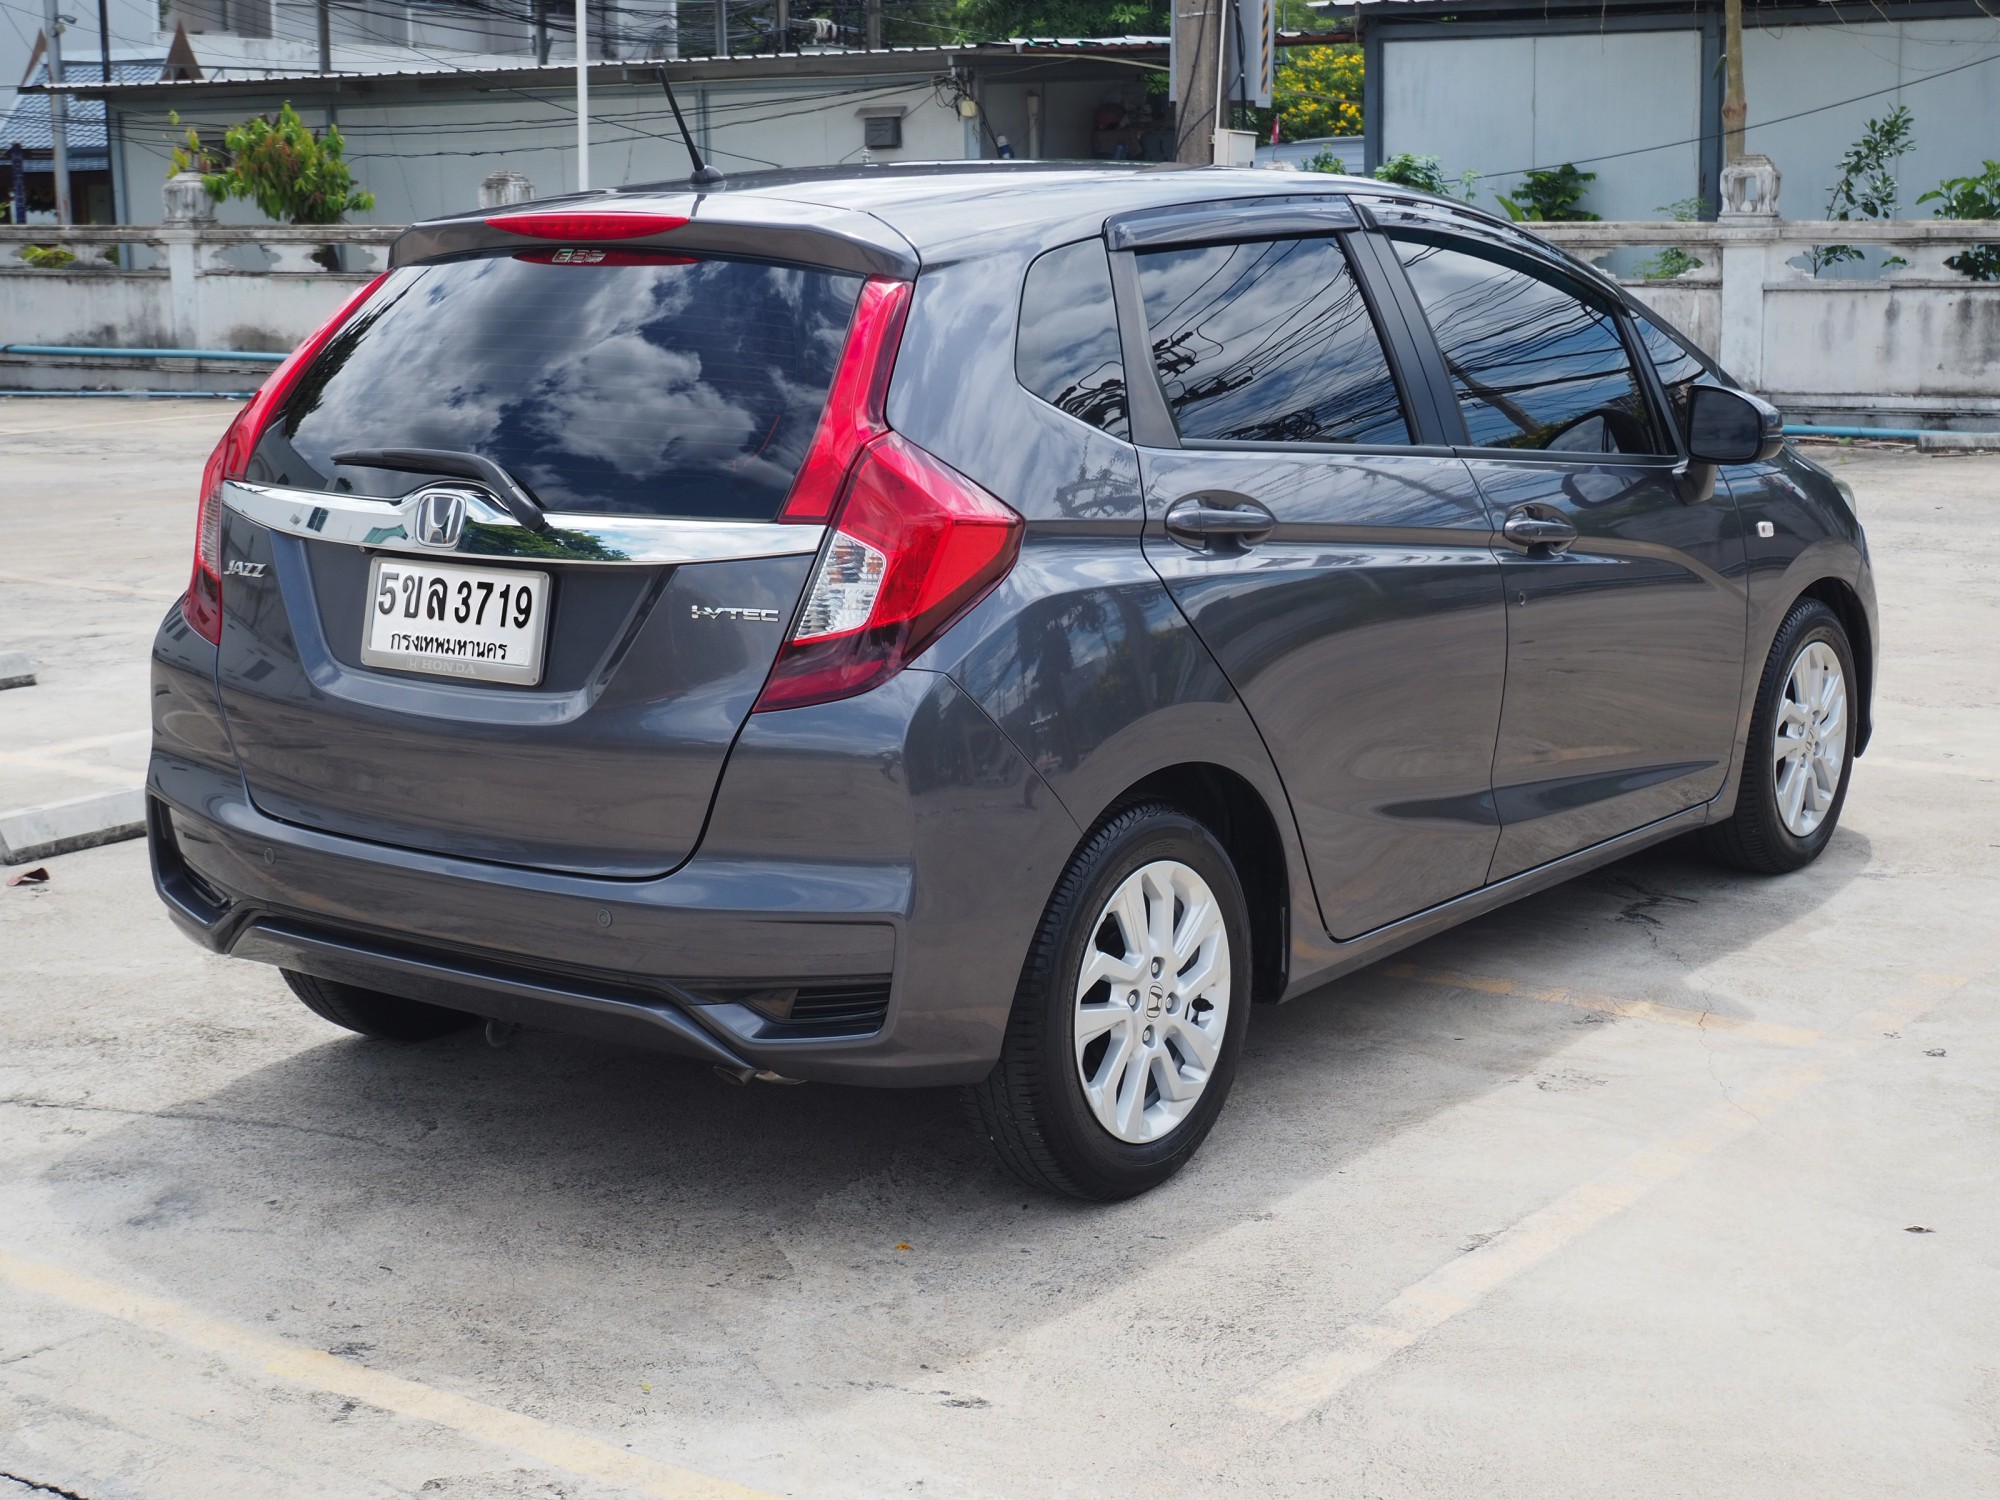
[360,557,551,686]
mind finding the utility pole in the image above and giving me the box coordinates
[316,0,331,74]
[95,0,109,81]
[575,0,589,188]
[532,0,548,64]
[1172,0,1223,165]
[714,0,728,58]
[1721,0,1746,162]
[43,0,72,224]
[864,0,880,50]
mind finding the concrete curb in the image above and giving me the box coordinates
[1917,431,2000,454]
[0,650,34,690]
[0,788,147,865]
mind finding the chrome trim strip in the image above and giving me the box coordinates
[222,480,825,566]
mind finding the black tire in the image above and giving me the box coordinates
[1703,598,1857,874]
[282,969,479,1042]
[964,802,1253,1201]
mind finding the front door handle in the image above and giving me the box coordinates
[1500,506,1578,556]
[1164,495,1277,553]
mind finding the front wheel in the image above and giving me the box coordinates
[964,803,1252,1201]
[1704,598,1857,874]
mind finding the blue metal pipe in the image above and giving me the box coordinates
[0,389,255,398]
[0,344,286,363]
[1785,424,1930,440]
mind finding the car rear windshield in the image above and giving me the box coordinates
[265,253,864,521]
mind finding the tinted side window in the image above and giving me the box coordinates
[1135,235,1410,445]
[1016,240,1128,438]
[1392,237,1665,457]
[1634,310,1732,435]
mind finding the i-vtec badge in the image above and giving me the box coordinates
[691,604,780,624]
[224,559,267,578]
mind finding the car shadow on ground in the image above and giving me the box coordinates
[36,825,1866,1417]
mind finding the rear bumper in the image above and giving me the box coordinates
[150,652,1081,1087]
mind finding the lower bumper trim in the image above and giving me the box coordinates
[231,918,760,1076]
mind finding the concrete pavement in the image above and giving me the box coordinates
[0,420,1995,1497]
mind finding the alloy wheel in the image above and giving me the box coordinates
[1773,639,1848,837]
[1072,859,1232,1144]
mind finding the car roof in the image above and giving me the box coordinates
[567,162,1442,260]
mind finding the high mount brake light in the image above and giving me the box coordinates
[484,211,690,240]
[754,433,1023,712]
[182,271,391,645]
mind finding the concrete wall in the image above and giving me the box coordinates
[1379,29,1703,221]
[1742,18,2000,222]
[9,217,1998,424]
[109,76,975,228]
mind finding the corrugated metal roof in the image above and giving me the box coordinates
[47,37,1169,95]
[3,61,162,158]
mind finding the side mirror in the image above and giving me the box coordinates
[1685,384,1783,465]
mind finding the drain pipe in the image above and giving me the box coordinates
[0,344,286,363]
[0,389,255,398]
[1785,424,1930,441]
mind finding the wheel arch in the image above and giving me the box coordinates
[1799,575,1874,754]
[1098,762,1291,1005]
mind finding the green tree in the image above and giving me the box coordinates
[953,0,1167,38]
[171,102,374,226]
[1917,160,2000,282]
[1371,152,1477,201]
[1495,163,1598,222]
[1640,197,1706,281]
[1809,105,1915,276]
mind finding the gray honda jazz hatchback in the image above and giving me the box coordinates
[149,164,1876,1199]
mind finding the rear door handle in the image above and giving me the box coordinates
[1500,506,1578,556]
[1164,495,1277,553]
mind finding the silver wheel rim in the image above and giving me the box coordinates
[1072,860,1231,1145]
[1773,640,1847,837]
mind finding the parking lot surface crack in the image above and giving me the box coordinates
[0,1471,95,1500]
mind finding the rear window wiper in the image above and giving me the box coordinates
[332,448,550,533]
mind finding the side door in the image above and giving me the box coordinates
[1109,198,1508,939]
[1367,206,1748,880]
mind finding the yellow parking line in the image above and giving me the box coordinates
[0,729,149,759]
[0,407,240,438]
[1382,962,1825,1048]
[0,1249,772,1500]
[0,757,139,789]
[0,570,179,601]
[1216,948,1998,1453]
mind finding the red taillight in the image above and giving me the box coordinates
[779,277,913,523]
[484,211,689,240]
[181,271,390,644]
[754,432,1023,712]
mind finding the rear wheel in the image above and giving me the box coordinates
[1704,598,1856,873]
[965,803,1252,1201]
[282,970,478,1042]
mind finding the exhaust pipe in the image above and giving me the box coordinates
[713,1065,806,1087]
